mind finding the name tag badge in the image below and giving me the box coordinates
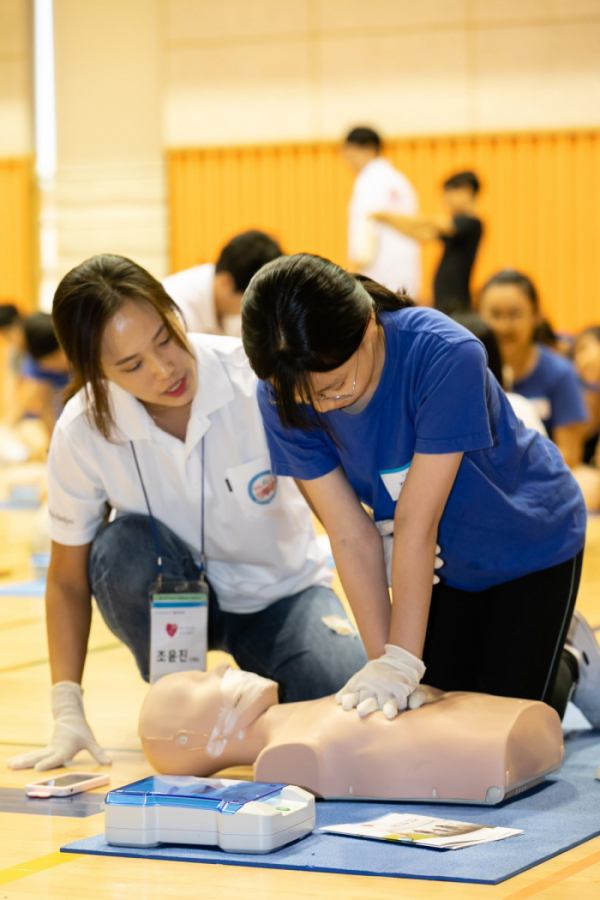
[380,463,411,502]
[150,579,208,685]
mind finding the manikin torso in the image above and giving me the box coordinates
[139,665,564,805]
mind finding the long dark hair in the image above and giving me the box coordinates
[241,254,413,431]
[52,254,191,441]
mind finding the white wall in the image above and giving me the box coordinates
[0,0,32,156]
[52,0,167,280]
[5,1,600,297]
[164,0,600,147]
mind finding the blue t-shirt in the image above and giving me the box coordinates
[20,355,71,418]
[513,344,588,437]
[258,308,586,592]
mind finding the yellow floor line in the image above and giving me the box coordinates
[0,851,82,886]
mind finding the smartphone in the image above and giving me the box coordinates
[25,772,110,798]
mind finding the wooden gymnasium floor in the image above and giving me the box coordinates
[1,492,600,898]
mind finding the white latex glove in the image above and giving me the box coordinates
[6,681,111,771]
[336,644,426,720]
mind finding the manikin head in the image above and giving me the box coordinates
[139,664,279,775]
[342,126,381,174]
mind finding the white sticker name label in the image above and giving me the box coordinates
[150,593,208,684]
[380,463,411,502]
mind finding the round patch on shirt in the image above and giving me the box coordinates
[248,471,277,505]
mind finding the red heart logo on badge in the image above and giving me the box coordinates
[166,623,178,637]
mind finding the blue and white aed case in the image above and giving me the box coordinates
[104,776,315,854]
[150,582,208,684]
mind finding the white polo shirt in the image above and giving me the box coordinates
[47,334,332,613]
[162,264,241,337]
[348,157,421,296]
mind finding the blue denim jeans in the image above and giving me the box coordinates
[88,514,367,702]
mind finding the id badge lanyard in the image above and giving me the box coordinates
[131,439,209,683]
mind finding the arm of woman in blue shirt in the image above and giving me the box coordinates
[390,451,462,658]
[298,451,462,661]
[297,466,393,660]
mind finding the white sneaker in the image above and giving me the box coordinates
[566,610,600,728]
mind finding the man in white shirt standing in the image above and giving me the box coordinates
[343,127,420,297]
[163,230,282,337]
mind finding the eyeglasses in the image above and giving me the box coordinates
[268,348,360,405]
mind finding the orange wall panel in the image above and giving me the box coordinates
[0,158,35,313]
[168,131,600,334]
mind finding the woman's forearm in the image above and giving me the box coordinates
[46,543,94,684]
[46,580,92,683]
[389,521,438,659]
[330,525,391,660]
[388,451,463,659]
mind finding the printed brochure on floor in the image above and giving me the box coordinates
[321,813,523,850]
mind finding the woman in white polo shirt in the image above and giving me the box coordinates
[7,254,367,773]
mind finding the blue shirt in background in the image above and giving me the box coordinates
[258,308,586,592]
[20,354,71,419]
[513,344,588,437]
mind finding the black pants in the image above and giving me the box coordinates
[422,550,583,719]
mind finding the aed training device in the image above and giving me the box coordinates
[26,772,110,798]
[104,775,315,854]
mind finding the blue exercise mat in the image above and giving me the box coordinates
[61,731,600,885]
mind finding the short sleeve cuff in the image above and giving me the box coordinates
[552,411,589,428]
[47,520,100,546]
[414,429,494,455]
[271,456,339,481]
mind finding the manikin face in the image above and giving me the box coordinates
[479,284,539,359]
[101,300,197,408]
[575,333,600,386]
[139,665,278,775]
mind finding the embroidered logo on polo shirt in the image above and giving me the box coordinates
[248,471,278,505]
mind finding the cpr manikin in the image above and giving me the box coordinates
[139,664,564,805]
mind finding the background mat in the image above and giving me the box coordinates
[61,730,600,885]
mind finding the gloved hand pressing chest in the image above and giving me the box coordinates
[6,681,111,771]
[336,644,426,720]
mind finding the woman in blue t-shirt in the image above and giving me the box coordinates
[479,270,588,468]
[241,254,599,726]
